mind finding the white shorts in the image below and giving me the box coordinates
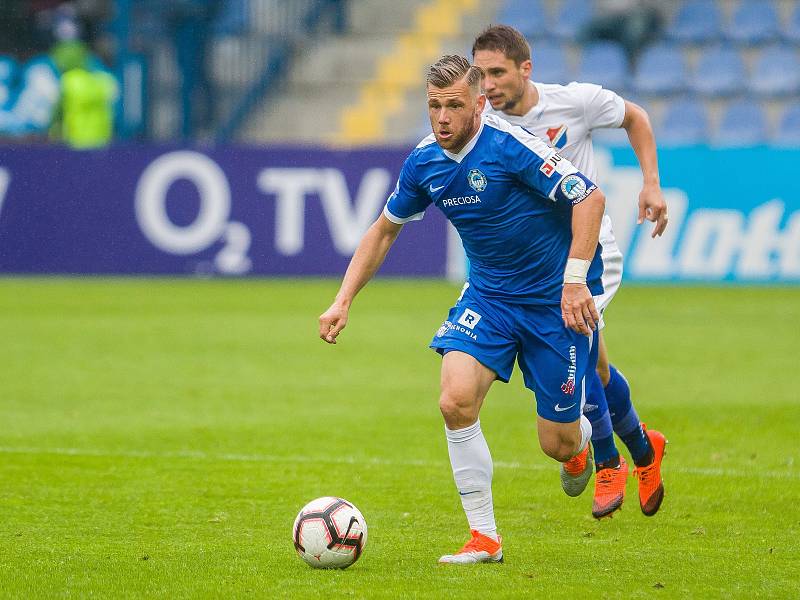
[594,214,623,330]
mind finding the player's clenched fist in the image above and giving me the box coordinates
[561,283,599,335]
[319,303,348,344]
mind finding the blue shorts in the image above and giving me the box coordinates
[430,283,598,423]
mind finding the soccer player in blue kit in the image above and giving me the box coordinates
[319,55,606,564]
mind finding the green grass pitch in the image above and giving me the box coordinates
[0,278,798,598]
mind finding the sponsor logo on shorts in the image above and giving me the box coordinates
[457,309,482,329]
[467,169,487,192]
[554,402,576,412]
[436,321,452,337]
[435,319,478,341]
[561,345,577,395]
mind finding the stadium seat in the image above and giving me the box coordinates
[726,0,780,45]
[714,100,768,147]
[690,45,746,97]
[576,42,628,92]
[658,98,709,146]
[550,0,595,41]
[748,45,800,97]
[212,0,249,35]
[0,55,17,83]
[632,43,688,95]
[666,0,723,44]
[0,84,10,111]
[784,4,800,44]
[530,41,572,85]
[0,56,18,110]
[773,104,800,146]
[497,0,549,40]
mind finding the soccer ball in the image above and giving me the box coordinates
[292,497,367,569]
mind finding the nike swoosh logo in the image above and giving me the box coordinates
[554,403,576,412]
[429,184,445,193]
[458,490,480,496]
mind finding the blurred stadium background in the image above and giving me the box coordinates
[0,0,799,281]
[1,1,799,597]
[3,0,800,145]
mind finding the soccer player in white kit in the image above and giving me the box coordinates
[472,25,668,518]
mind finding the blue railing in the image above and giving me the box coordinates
[115,0,347,142]
[214,0,346,142]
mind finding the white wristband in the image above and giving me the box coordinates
[564,258,591,284]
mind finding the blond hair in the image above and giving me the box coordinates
[426,55,483,91]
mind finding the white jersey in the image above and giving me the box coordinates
[484,81,625,183]
[485,81,627,324]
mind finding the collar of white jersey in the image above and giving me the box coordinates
[441,118,485,163]
[523,80,546,120]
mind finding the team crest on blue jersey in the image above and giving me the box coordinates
[546,125,568,149]
[560,174,587,202]
[467,169,487,192]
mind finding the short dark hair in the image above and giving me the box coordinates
[472,24,531,65]
[426,55,483,91]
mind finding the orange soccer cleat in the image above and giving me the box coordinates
[592,455,629,519]
[634,426,667,516]
[438,530,504,564]
[560,443,594,497]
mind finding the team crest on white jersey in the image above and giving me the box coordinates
[467,169,487,192]
[546,125,568,149]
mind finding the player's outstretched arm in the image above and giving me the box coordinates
[319,214,403,344]
[562,188,605,335]
[621,100,668,238]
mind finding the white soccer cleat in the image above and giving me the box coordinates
[560,443,594,497]
[438,530,503,564]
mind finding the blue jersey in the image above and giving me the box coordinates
[384,114,604,305]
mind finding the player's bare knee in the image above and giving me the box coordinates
[546,443,574,462]
[539,427,582,461]
[439,392,478,429]
[538,437,573,462]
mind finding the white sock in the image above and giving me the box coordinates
[445,420,498,541]
[579,414,592,453]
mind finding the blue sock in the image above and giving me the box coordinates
[605,364,653,467]
[585,370,619,467]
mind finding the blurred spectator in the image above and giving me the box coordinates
[0,1,117,146]
[579,0,664,62]
[55,61,117,148]
[48,7,118,148]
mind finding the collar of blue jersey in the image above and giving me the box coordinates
[441,117,485,163]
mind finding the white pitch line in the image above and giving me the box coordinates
[0,446,797,480]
